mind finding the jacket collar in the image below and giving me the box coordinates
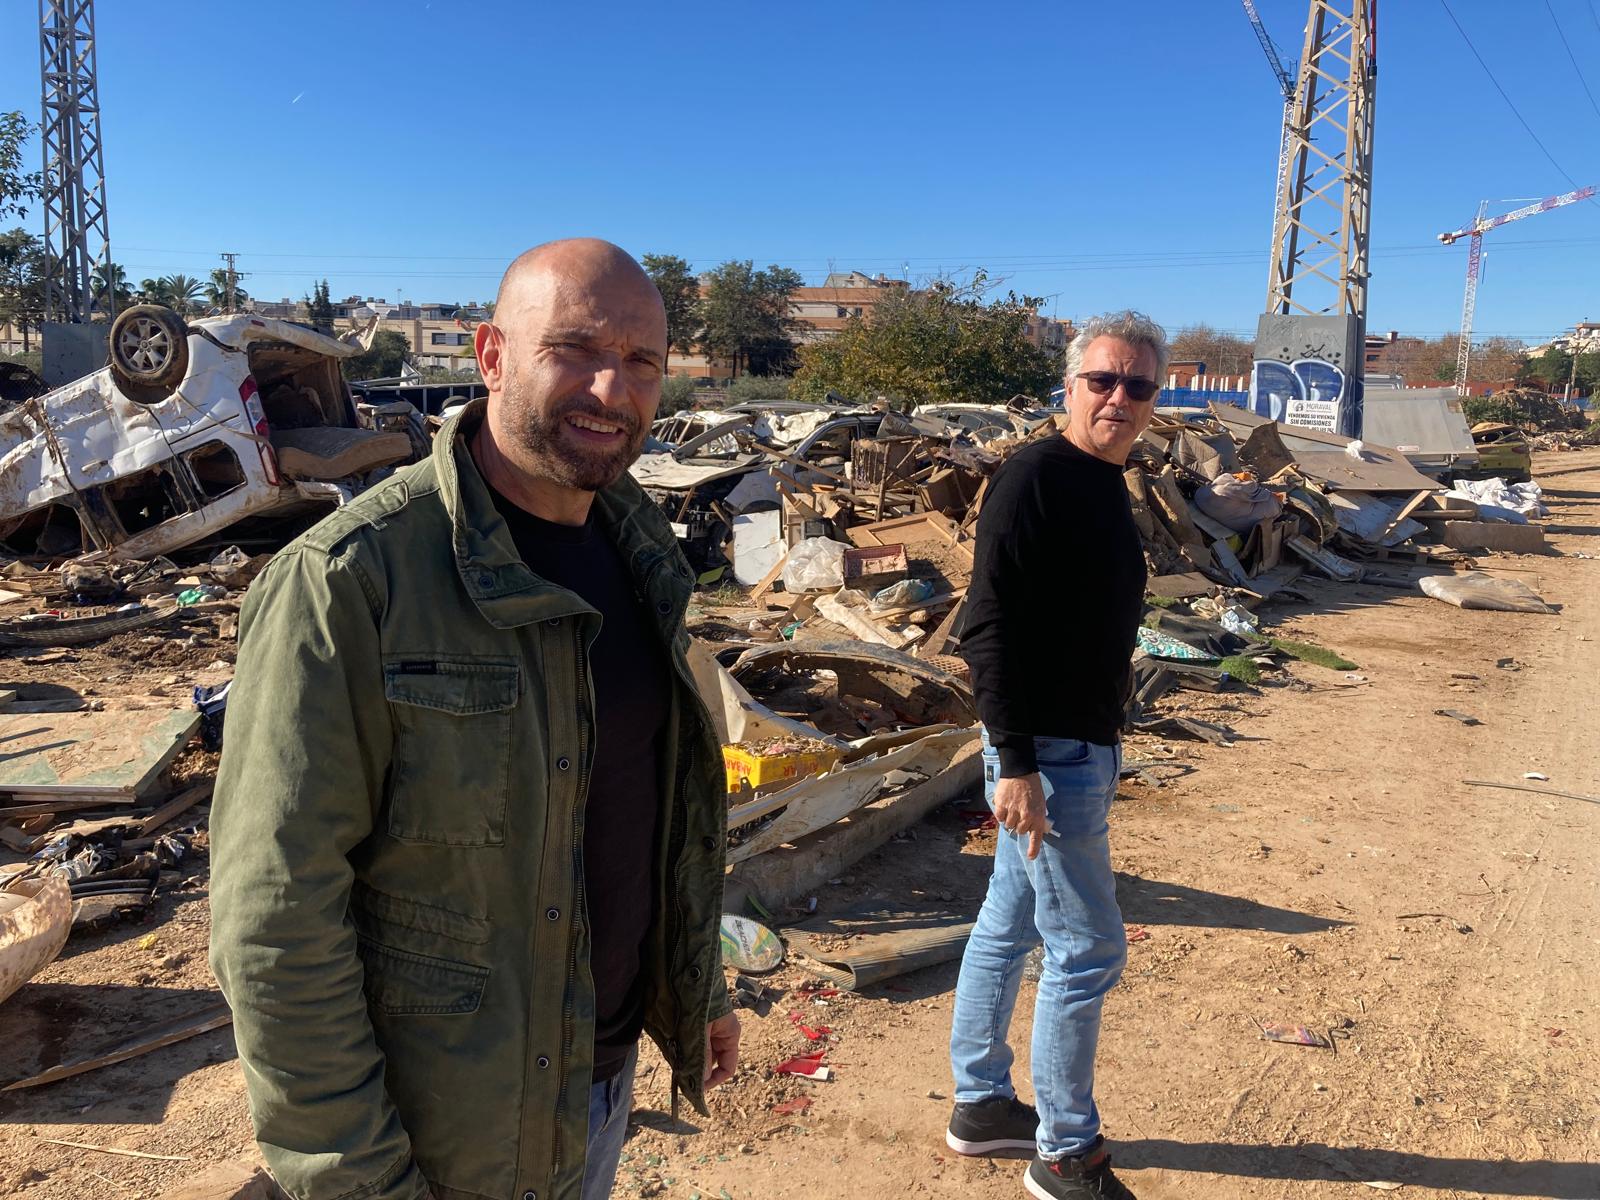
[434,398,691,631]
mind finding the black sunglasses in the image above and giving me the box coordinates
[1077,371,1160,404]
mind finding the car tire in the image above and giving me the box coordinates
[109,305,190,395]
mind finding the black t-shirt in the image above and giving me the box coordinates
[487,485,671,1082]
[960,434,1147,777]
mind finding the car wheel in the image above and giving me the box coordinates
[109,304,190,394]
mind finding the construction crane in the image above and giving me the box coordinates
[1241,0,1297,298]
[1438,186,1596,395]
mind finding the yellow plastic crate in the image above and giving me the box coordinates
[723,743,842,793]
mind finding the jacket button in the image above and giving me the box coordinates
[702,836,716,851]
[656,599,671,615]
[536,1056,550,1069]
[524,1191,537,1200]
[557,756,570,771]
[546,617,559,627]
[546,907,560,921]
[477,572,494,589]
[689,965,703,981]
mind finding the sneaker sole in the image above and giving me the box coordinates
[945,1130,1037,1156]
[1023,1167,1058,1200]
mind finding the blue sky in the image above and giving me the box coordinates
[3,1,1598,343]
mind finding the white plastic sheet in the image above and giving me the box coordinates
[781,536,851,592]
[1444,477,1547,522]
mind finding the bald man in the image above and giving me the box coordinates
[211,239,737,1200]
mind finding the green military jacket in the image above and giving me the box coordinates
[209,401,729,1200]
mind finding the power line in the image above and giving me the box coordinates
[1437,0,1600,212]
[1542,0,1600,123]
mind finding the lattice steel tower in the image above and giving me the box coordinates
[39,0,111,323]
[1265,1,1376,325]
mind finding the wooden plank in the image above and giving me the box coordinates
[0,797,123,820]
[1373,488,1431,544]
[736,437,849,485]
[3,1004,233,1091]
[154,1161,281,1200]
[136,781,213,837]
[0,709,200,800]
[747,551,790,606]
[865,586,967,621]
[4,784,208,853]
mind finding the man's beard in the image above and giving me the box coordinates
[511,391,647,493]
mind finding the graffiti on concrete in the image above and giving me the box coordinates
[1248,314,1364,439]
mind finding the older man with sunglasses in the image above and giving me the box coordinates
[944,311,1166,1200]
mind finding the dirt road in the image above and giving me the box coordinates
[2,450,1596,1200]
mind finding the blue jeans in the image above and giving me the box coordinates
[580,1046,638,1200]
[949,730,1126,1160]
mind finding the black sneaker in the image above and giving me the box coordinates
[945,1095,1039,1155]
[1024,1139,1136,1199]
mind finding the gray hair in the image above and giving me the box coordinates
[1065,310,1170,384]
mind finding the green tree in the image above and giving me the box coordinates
[1575,351,1600,396]
[641,253,702,364]
[91,261,133,312]
[341,329,410,380]
[1,112,42,222]
[160,273,206,314]
[138,277,170,306]
[657,373,696,416]
[1521,346,1571,391]
[792,274,1063,407]
[306,278,335,334]
[726,373,792,403]
[0,229,48,353]
[206,266,249,312]
[699,260,802,379]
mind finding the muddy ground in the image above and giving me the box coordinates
[1,450,1596,1200]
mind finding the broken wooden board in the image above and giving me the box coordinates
[5,781,215,854]
[1286,534,1363,583]
[0,709,200,802]
[154,1162,282,1200]
[727,726,978,862]
[2,1002,233,1091]
[786,901,976,990]
[1373,488,1433,544]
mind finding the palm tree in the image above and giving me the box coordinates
[91,261,131,314]
[139,277,172,306]
[205,267,248,312]
[161,273,205,314]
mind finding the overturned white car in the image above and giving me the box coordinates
[0,306,422,561]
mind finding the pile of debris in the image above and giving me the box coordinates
[0,380,1568,1101]
[667,396,1562,836]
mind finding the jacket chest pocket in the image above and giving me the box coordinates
[383,656,520,846]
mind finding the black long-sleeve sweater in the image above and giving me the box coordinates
[960,433,1147,777]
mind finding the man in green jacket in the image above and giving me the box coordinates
[210,239,738,1200]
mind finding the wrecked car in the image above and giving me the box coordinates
[1464,422,1532,484]
[0,306,419,560]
